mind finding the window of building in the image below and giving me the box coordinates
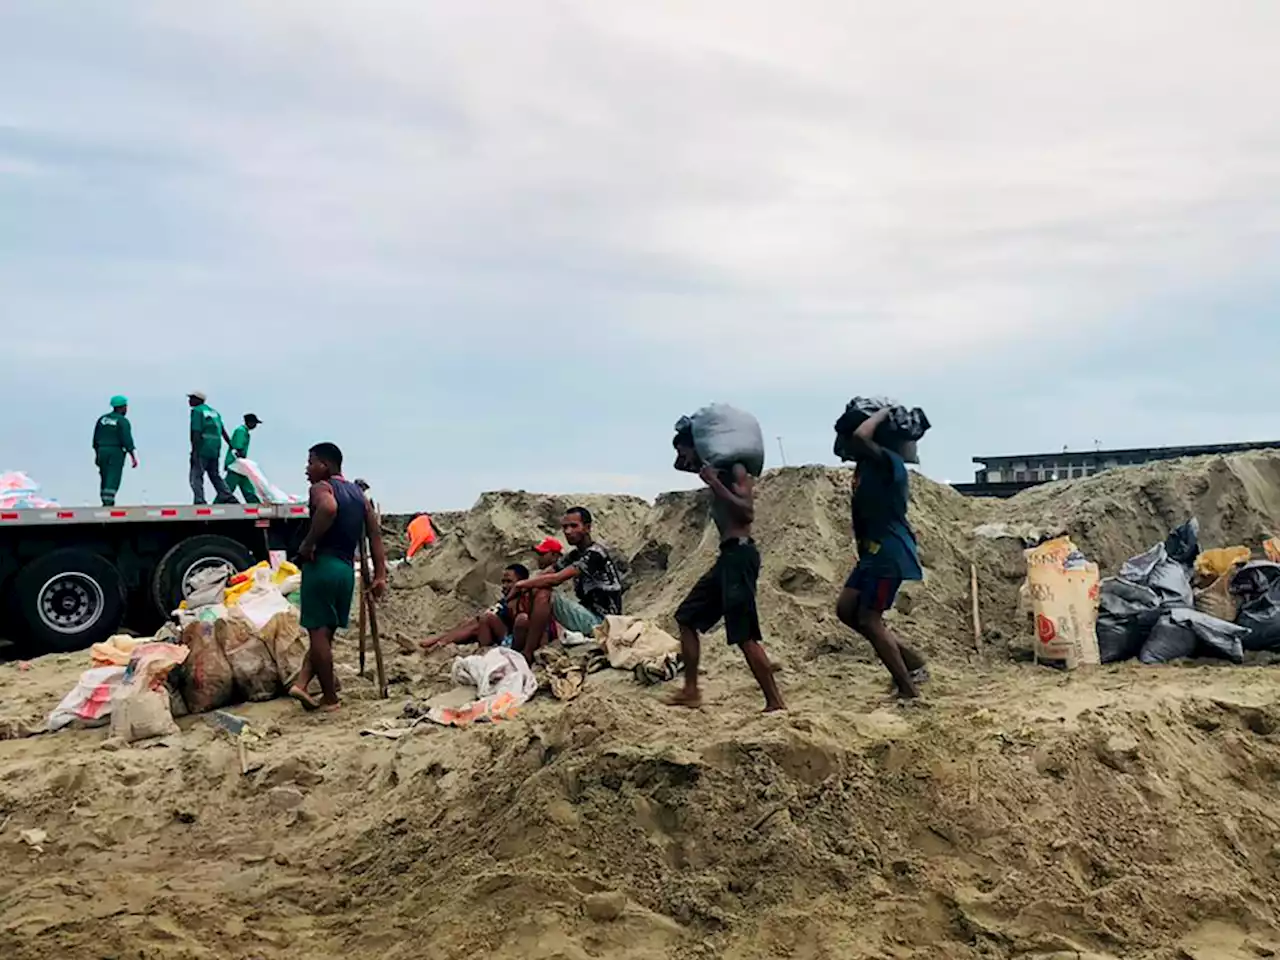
[1014,471,1028,482]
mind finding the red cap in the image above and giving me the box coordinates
[534,537,564,555]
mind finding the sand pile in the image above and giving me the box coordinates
[5,452,1280,959]
[383,452,1280,661]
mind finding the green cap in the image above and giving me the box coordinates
[110,395,128,408]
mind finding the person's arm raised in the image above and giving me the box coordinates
[850,407,892,462]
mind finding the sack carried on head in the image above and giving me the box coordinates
[833,397,930,462]
[672,403,765,477]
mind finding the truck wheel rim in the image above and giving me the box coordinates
[181,558,237,600]
[37,573,105,635]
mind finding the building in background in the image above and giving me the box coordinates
[952,440,1280,498]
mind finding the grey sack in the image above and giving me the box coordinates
[675,403,766,477]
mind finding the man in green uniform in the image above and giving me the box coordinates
[92,395,138,506]
[224,413,263,503]
[188,391,235,505]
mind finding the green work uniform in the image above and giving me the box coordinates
[190,403,224,460]
[92,411,135,506]
[224,424,260,504]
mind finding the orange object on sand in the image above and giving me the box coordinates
[406,514,436,559]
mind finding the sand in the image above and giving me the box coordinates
[3,452,1280,959]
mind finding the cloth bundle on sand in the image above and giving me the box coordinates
[427,647,537,727]
[535,647,586,701]
[592,615,681,675]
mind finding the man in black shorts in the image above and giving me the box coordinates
[668,438,784,712]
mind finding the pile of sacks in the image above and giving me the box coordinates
[1095,520,1280,664]
[48,561,312,741]
[0,470,58,509]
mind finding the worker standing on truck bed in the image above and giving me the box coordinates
[188,391,236,505]
[224,413,263,504]
[92,395,138,506]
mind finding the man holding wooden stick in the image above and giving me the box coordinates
[289,442,388,712]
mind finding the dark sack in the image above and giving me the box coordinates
[1096,578,1161,663]
[833,397,930,462]
[1138,614,1197,664]
[1119,543,1193,609]
[1163,518,1201,566]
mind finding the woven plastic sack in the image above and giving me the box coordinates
[179,620,235,714]
[216,616,280,702]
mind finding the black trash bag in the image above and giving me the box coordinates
[1230,560,1280,606]
[1163,518,1201,566]
[1171,607,1247,663]
[1236,575,1280,652]
[1139,613,1197,664]
[1119,543,1193,609]
[672,403,765,477]
[833,397,930,462]
[1096,578,1161,663]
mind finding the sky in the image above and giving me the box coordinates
[2,1,1279,513]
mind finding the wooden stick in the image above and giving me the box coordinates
[359,529,388,698]
[357,571,368,678]
[970,562,983,654]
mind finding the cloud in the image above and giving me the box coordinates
[1,2,1279,509]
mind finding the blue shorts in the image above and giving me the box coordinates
[844,567,902,613]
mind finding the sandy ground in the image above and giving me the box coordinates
[4,453,1280,958]
[3,638,1280,959]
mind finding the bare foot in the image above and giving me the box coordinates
[317,700,341,713]
[666,688,703,709]
[288,685,320,711]
[763,699,786,713]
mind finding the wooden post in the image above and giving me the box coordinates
[357,573,368,678]
[359,529,387,698]
[970,562,983,654]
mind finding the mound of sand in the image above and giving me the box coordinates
[384,451,1280,661]
[4,452,1280,959]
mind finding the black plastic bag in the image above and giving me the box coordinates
[1096,578,1161,663]
[1237,579,1280,652]
[1139,608,1247,664]
[1119,544,1193,609]
[1230,561,1280,605]
[1098,614,1146,664]
[1139,614,1197,664]
[1163,518,1201,566]
[1173,607,1247,663]
[833,397,930,462]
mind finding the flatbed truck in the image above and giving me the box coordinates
[0,502,311,653]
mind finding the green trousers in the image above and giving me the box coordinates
[226,471,261,504]
[96,450,125,506]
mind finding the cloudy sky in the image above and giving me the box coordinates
[2,2,1278,512]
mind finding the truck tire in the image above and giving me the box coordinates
[15,549,126,653]
[151,535,254,619]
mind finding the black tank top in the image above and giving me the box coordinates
[317,476,366,564]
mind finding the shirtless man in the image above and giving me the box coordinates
[667,438,784,712]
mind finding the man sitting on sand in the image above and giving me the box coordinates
[509,507,623,659]
[419,539,564,653]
